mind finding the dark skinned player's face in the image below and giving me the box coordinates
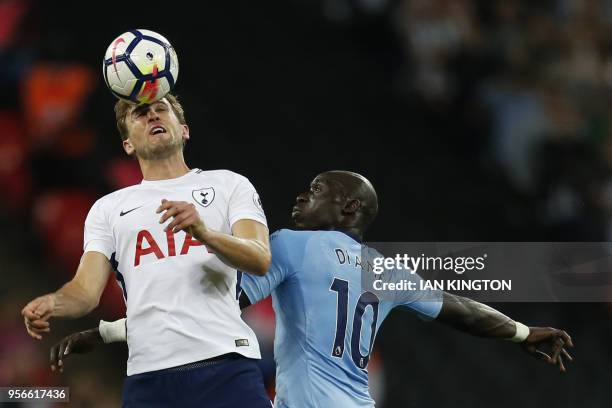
[291,175,345,230]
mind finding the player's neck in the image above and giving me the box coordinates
[138,154,190,181]
[335,227,363,243]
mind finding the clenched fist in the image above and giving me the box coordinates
[22,294,56,340]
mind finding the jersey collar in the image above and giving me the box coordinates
[140,168,198,185]
[337,229,362,243]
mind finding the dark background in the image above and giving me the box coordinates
[1,0,611,406]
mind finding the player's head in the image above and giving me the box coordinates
[292,171,378,238]
[114,93,189,160]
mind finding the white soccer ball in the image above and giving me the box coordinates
[103,29,179,104]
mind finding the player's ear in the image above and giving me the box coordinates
[123,138,135,156]
[342,198,360,215]
[181,124,190,142]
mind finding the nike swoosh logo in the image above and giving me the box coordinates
[120,206,143,217]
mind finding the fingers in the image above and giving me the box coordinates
[167,213,197,234]
[157,200,185,223]
[557,348,573,373]
[50,336,76,373]
[523,327,574,372]
[559,330,573,348]
[34,303,53,319]
[551,330,574,372]
[562,348,573,362]
[50,343,59,371]
[551,336,564,363]
[22,299,46,320]
[28,319,50,330]
[534,350,552,363]
[172,220,197,234]
[56,341,67,373]
[158,205,180,224]
[22,307,41,321]
[28,325,50,334]
[556,347,573,373]
[24,318,50,340]
[557,353,566,372]
[50,341,65,372]
[57,338,72,372]
[155,199,171,214]
[22,296,53,327]
[164,211,186,231]
[22,296,56,340]
[157,200,199,233]
[25,324,41,340]
[64,338,73,356]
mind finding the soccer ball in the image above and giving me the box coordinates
[103,29,179,104]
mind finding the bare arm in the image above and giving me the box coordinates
[157,199,271,276]
[202,219,271,276]
[22,251,112,339]
[436,292,574,371]
[436,292,515,338]
[53,252,113,318]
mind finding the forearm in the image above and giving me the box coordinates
[194,228,271,276]
[52,280,100,318]
[437,293,516,339]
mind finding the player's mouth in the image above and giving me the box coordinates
[149,124,167,136]
[291,206,302,218]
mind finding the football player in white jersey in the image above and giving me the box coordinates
[21,94,273,407]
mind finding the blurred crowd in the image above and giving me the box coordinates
[1,0,612,406]
[389,0,612,240]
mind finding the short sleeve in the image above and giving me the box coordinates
[83,199,115,259]
[391,269,443,320]
[240,230,294,304]
[227,173,268,229]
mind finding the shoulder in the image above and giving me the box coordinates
[271,229,321,243]
[272,229,355,241]
[271,229,345,254]
[269,229,310,259]
[192,169,249,184]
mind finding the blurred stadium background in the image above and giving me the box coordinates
[1,0,612,406]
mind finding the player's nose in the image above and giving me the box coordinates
[146,107,160,121]
[296,192,308,203]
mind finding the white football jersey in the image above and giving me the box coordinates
[83,168,267,375]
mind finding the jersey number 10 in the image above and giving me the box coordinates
[330,278,380,370]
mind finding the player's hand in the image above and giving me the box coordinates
[21,294,56,340]
[50,329,103,373]
[157,199,208,239]
[521,326,574,372]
